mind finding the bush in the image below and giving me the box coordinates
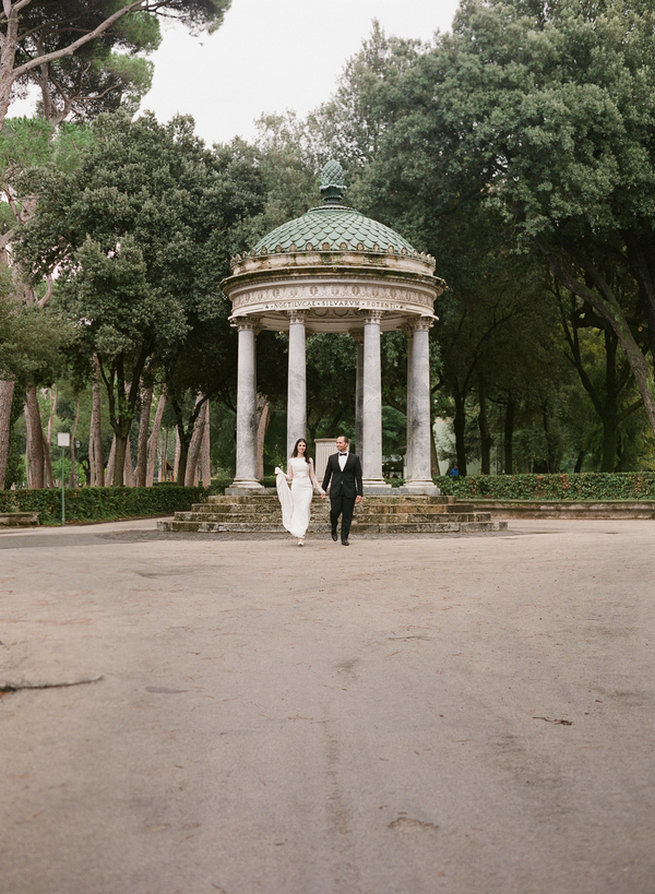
[437,472,655,500]
[0,484,213,525]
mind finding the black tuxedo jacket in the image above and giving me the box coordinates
[322,452,363,500]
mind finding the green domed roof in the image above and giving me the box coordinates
[251,160,417,257]
[252,204,417,255]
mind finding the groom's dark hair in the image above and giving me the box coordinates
[336,434,349,443]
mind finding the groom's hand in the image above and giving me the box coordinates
[320,493,326,499]
[355,495,362,504]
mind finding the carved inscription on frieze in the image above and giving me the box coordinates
[230,281,435,313]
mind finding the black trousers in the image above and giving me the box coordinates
[330,494,355,541]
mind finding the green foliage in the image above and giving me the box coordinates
[0,483,212,525]
[0,117,53,175]
[16,112,267,482]
[439,472,655,501]
[5,1,231,125]
[0,281,74,385]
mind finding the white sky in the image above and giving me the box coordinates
[139,0,461,145]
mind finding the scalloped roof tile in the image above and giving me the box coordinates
[252,204,417,255]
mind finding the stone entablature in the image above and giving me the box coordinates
[225,271,441,333]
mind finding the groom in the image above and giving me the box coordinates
[321,435,363,546]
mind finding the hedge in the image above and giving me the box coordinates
[437,472,655,501]
[0,483,213,525]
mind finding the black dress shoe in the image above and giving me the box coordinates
[331,531,338,541]
[341,539,349,546]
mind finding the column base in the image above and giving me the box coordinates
[226,479,265,494]
[397,480,441,496]
[362,478,393,494]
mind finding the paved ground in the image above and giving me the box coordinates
[1,517,654,894]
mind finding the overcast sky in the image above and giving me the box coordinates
[139,0,461,146]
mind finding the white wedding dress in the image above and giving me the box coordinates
[275,457,324,538]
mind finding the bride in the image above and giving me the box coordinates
[275,438,325,546]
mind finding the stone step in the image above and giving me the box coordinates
[157,518,507,534]
[157,491,507,536]
[174,509,493,525]
[189,500,479,517]
[205,493,458,506]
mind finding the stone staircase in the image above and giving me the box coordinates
[157,492,508,535]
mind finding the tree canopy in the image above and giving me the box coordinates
[17,112,266,484]
[0,0,231,128]
[336,1,655,460]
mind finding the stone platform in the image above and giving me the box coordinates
[157,492,508,535]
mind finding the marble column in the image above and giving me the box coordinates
[404,317,438,494]
[232,320,263,490]
[287,311,307,458]
[404,324,415,479]
[362,312,390,491]
[352,330,364,457]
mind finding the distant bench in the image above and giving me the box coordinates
[0,511,40,527]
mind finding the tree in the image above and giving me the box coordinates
[21,115,270,484]
[380,0,655,434]
[0,0,230,129]
[1,6,162,488]
[0,271,72,486]
[17,112,263,485]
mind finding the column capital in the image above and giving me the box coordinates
[287,310,307,325]
[232,316,260,333]
[349,328,364,344]
[410,316,434,332]
[362,310,384,325]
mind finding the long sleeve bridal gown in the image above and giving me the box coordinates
[275,457,324,538]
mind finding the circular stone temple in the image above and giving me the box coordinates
[220,160,447,493]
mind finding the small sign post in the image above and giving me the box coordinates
[57,432,70,525]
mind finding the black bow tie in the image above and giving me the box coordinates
[339,453,347,456]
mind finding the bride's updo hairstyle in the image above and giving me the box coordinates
[292,438,311,463]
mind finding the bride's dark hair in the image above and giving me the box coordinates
[291,438,310,463]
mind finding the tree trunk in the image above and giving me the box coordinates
[105,436,116,485]
[600,330,620,473]
[43,430,54,488]
[173,430,181,483]
[255,398,270,480]
[41,388,55,489]
[176,429,190,486]
[503,398,515,474]
[160,427,170,482]
[0,9,19,130]
[453,392,467,476]
[89,357,105,486]
[184,399,206,486]
[0,378,15,489]
[201,400,211,486]
[600,412,619,473]
[112,433,128,486]
[24,385,45,489]
[477,380,493,475]
[135,380,153,487]
[123,435,135,487]
[146,390,166,486]
[430,424,440,476]
[68,395,81,487]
